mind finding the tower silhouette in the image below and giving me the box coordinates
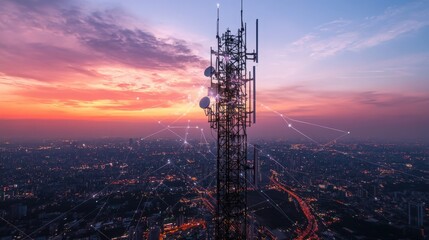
[200,2,259,239]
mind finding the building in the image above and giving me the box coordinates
[408,202,424,227]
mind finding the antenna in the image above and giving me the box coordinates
[216,3,220,38]
[241,0,244,30]
[199,96,211,109]
[210,47,213,80]
[253,65,256,123]
[204,66,215,77]
[256,19,259,63]
[200,2,260,239]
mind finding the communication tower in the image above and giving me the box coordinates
[200,2,259,239]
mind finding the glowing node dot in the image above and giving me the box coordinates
[288,124,292,128]
[347,131,350,134]
[280,114,283,116]
[136,97,140,100]
[158,121,161,124]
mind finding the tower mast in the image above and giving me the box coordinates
[200,2,259,239]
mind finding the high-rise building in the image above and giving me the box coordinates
[148,227,160,240]
[408,202,424,227]
[128,225,143,240]
[0,188,5,201]
[10,203,27,219]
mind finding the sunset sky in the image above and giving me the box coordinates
[1,0,428,142]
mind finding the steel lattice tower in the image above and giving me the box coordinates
[200,3,258,239]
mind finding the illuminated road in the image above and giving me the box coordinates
[162,219,206,236]
[270,174,319,240]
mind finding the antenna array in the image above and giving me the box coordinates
[200,2,259,239]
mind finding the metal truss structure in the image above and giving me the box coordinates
[200,3,258,239]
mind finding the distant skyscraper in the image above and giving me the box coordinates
[205,214,215,240]
[0,188,5,201]
[177,206,185,227]
[408,202,424,227]
[128,225,143,240]
[10,203,27,219]
[148,227,160,240]
[129,138,136,148]
[254,145,261,189]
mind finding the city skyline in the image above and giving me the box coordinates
[1,138,427,239]
[1,0,429,142]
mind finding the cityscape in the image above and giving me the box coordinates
[1,137,427,239]
[1,0,429,239]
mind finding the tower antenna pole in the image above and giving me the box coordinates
[200,2,259,239]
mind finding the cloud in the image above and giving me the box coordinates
[0,1,205,81]
[308,32,358,58]
[0,0,207,118]
[352,20,427,50]
[353,91,429,107]
[290,1,429,59]
[316,19,352,32]
[259,85,429,117]
[60,8,204,70]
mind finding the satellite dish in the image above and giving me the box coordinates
[204,66,215,77]
[199,96,211,109]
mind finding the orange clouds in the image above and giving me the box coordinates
[0,1,208,121]
[1,1,428,142]
[258,85,429,120]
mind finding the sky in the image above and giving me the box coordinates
[0,0,428,142]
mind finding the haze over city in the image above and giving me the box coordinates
[1,0,428,142]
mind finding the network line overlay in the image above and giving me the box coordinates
[200,2,259,239]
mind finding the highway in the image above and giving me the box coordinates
[270,174,319,240]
